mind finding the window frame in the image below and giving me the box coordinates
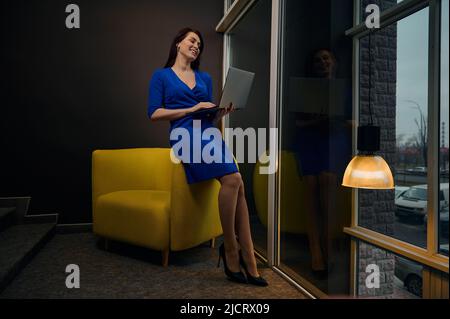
[345,0,449,297]
[216,0,257,32]
[217,0,318,299]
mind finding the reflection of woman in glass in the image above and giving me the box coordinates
[311,49,336,79]
[148,28,267,286]
[294,49,345,275]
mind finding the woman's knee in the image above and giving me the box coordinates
[238,178,245,196]
[220,172,242,189]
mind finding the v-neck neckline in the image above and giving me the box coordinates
[170,67,197,91]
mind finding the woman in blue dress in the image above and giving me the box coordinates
[147,27,267,286]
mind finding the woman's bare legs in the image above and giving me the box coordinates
[217,173,242,273]
[234,180,260,277]
[318,171,337,263]
[304,175,326,271]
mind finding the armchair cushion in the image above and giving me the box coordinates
[94,190,170,251]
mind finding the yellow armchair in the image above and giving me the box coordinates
[92,148,223,266]
[253,150,308,234]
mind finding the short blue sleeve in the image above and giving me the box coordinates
[148,70,165,119]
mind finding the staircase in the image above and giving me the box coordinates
[0,197,57,293]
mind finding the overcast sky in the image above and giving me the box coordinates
[396,2,449,147]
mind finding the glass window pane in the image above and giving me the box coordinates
[358,8,429,249]
[439,0,449,257]
[357,241,423,298]
[279,0,353,295]
[228,0,271,257]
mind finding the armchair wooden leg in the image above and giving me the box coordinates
[210,237,216,249]
[162,250,169,267]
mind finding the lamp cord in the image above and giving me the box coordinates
[368,30,374,126]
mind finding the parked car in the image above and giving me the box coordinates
[423,205,449,236]
[395,243,448,297]
[395,183,449,222]
[415,167,427,173]
[395,186,410,199]
[395,255,423,297]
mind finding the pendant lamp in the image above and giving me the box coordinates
[342,31,394,189]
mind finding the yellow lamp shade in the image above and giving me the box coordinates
[342,155,394,189]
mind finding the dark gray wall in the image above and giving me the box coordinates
[0,0,224,223]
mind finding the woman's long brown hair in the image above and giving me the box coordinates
[164,27,204,70]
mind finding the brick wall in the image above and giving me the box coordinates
[358,0,397,298]
[358,242,396,297]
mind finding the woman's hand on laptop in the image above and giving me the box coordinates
[189,102,217,113]
[213,103,235,123]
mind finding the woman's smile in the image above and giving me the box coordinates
[190,48,198,57]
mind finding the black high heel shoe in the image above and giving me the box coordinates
[217,243,247,284]
[239,250,268,287]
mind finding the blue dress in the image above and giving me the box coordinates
[147,67,239,184]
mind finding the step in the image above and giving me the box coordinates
[0,207,16,232]
[0,207,15,219]
[0,223,56,293]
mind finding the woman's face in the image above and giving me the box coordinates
[177,32,201,62]
[313,50,335,78]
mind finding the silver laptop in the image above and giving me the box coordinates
[191,66,255,116]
